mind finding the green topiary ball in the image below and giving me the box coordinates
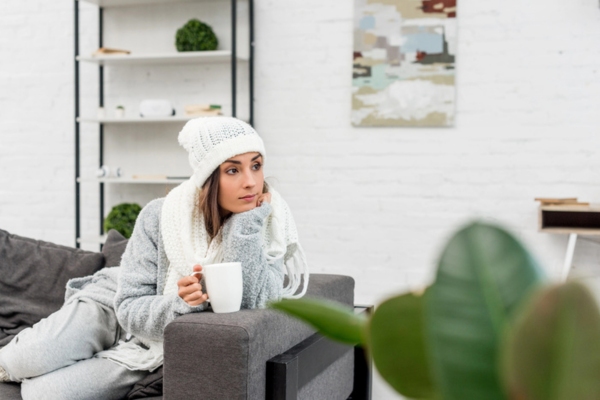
[104,203,142,239]
[175,18,218,52]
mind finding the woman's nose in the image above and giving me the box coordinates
[242,169,256,187]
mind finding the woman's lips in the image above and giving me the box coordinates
[240,194,256,202]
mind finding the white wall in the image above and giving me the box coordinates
[1,0,600,398]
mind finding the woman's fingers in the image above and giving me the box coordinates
[178,282,200,296]
[184,291,208,307]
[177,273,207,306]
[178,275,198,287]
[257,192,272,206]
[184,291,208,306]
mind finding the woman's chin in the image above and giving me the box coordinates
[227,203,257,214]
[240,203,257,212]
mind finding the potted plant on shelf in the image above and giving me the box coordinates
[104,203,141,239]
[175,18,218,52]
[115,105,125,118]
[271,222,600,399]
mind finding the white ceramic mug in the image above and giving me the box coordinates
[198,262,243,313]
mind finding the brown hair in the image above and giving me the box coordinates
[199,167,270,240]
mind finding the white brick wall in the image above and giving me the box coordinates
[1,0,600,398]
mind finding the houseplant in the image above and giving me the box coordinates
[104,203,142,239]
[175,19,218,52]
[271,222,600,399]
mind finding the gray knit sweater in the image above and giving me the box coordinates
[65,198,284,343]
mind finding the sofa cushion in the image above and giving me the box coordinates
[0,382,21,400]
[102,229,129,268]
[0,229,106,348]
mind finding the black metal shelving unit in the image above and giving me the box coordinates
[73,0,254,248]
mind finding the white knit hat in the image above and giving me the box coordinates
[178,116,266,188]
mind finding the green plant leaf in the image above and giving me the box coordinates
[368,290,435,399]
[269,298,367,345]
[502,281,600,400]
[426,222,545,400]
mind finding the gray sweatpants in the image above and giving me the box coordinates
[0,297,149,400]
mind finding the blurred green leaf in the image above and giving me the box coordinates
[270,298,367,345]
[368,291,435,399]
[426,222,544,400]
[502,281,600,400]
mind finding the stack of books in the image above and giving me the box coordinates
[184,104,222,117]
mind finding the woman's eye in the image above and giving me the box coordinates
[226,168,238,174]
[252,163,262,171]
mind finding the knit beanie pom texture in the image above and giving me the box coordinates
[178,116,266,188]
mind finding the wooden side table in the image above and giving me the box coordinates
[538,204,600,280]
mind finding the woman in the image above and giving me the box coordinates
[0,116,309,399]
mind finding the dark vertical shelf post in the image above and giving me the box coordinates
[231,0,237,118]
[74,0,81,248]
[99,7,105,248]
[249,0,254,126]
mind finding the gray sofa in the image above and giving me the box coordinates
[0,228,359,399]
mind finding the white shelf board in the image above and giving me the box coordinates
[79,0,206,8]
[77,178,188,184]
[77,115,246,124]
[77,51,246,65]
[77,116,195,124]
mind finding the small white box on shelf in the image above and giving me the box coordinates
[140,99,176,117]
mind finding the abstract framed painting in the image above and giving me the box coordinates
[352,0,457,127]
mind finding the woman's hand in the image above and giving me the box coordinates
[177,264,208,306]
[256,192,271,207]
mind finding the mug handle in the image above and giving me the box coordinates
[189,271,203,279]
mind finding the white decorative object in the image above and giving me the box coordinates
[96,165,122,178]
[96,165,111,178]
[139,99,175,117]
[115,105,125,118]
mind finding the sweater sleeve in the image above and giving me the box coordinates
[221,201,284,309]
[114,199,206,341]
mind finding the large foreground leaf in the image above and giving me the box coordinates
[426,222,544,400]
[368,291,435,399]
[502,281,600,400]
[270,297,367,345]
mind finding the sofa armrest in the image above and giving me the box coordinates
[163,274,354,400]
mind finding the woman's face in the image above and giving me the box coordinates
[218,152,264,216]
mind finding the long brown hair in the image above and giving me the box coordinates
[199,167,270,240]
